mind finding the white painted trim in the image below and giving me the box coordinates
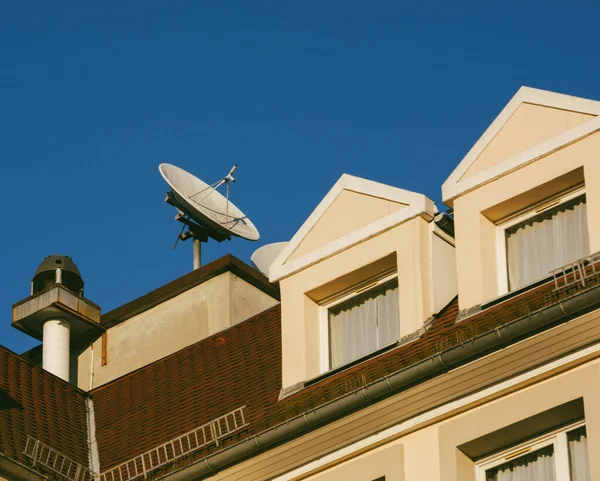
[270,203,433,282]
[475,421,584,480]
[271,341,600,481]
[554,430,571,481]
[442,87,600,204]
[269,174,435,282]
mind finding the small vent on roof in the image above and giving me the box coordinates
[24,436,95,481]
[100,406,248,481]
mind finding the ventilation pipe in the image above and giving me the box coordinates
[12,255,102,384]
[30,256,85,382]
[42,319,71,381]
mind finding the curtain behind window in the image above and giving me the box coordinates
[568,427,590,481]
[486,447,556,481]
[329,279,399,368]
[506,196,589,291]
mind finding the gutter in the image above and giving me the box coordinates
[159,284,600,481]
[0,454,47,481]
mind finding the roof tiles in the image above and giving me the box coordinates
[2,266,600,480]
[0,346,89,470]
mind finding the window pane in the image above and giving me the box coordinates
[329,279,399,368]
[568,427,591,481]
[485,446,555,481]
[506,195,589,290]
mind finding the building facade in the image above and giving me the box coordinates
[1,86,599,481]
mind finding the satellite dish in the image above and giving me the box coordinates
[159,163,260,269]
[251,242,288,276]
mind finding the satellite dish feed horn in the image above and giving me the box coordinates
[159,163,260,270]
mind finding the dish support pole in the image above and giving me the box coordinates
[193,238,201,270]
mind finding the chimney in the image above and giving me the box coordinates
[12,255,103,383]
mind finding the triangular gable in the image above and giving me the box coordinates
[269,174,435,282]
[443,87,600,205]
[287,189,407,262]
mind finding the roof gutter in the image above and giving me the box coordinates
[159,284,600,481]
[0,454,47,481]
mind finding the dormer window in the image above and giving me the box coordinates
[498,190,589,292]
[324,275,399,370]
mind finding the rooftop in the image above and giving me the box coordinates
[3,255,600,481]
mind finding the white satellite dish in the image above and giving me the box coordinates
[159,163,260,269]
[251,242,288,277]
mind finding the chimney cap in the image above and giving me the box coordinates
[33,255,82,280]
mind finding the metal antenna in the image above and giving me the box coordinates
[224,164,237,222]
[173,216,188,250]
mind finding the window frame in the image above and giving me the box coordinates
[495,186,586,295]
[476,420,586,481]
[319,271,399,373]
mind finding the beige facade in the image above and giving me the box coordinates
[270,174,457,390]
[76,270,278,390]
[287,189,407,262]
[212,307,600,481]
[444,88,600,310]
[461,102,594,180]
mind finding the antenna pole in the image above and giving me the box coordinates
[193,238,201,270]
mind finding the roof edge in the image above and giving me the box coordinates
[0,453,47,481]
[101,255,280,329]
[91,303,281,394]
[269,174,433,278]
[442,86,600,205]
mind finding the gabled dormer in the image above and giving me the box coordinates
[270,174,457,392]
[443,86,600,311]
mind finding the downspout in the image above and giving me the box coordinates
[159,284,600,481]
[85,398,101,476]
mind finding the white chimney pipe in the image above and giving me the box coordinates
[42,319,71,381]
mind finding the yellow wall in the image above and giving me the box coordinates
[288,189,407,262]
[304,444,404,481]
[438,360,600,481]
[280,216,434,389]
[299,359,600,481]
[454,130,600,310]
[76,272,278,389]
[462,103,594,179]
[210,307,600,481]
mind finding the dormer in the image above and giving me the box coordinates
[443,86,600,311]
[270,174,457,392]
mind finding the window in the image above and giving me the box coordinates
[497,190,589,293]
[477,423,590,481]
[323,276,399,370]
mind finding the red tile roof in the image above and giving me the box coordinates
[91,305,282,471]
[3,263,600,481]
[0,345,89,471]
[90,268,600,475]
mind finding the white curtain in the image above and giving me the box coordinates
[487,447,556,481]
[507,198,589,290]
[329,281,399,368]
[568,427,591,481]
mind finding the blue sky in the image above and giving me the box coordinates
[2,2,599,353]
